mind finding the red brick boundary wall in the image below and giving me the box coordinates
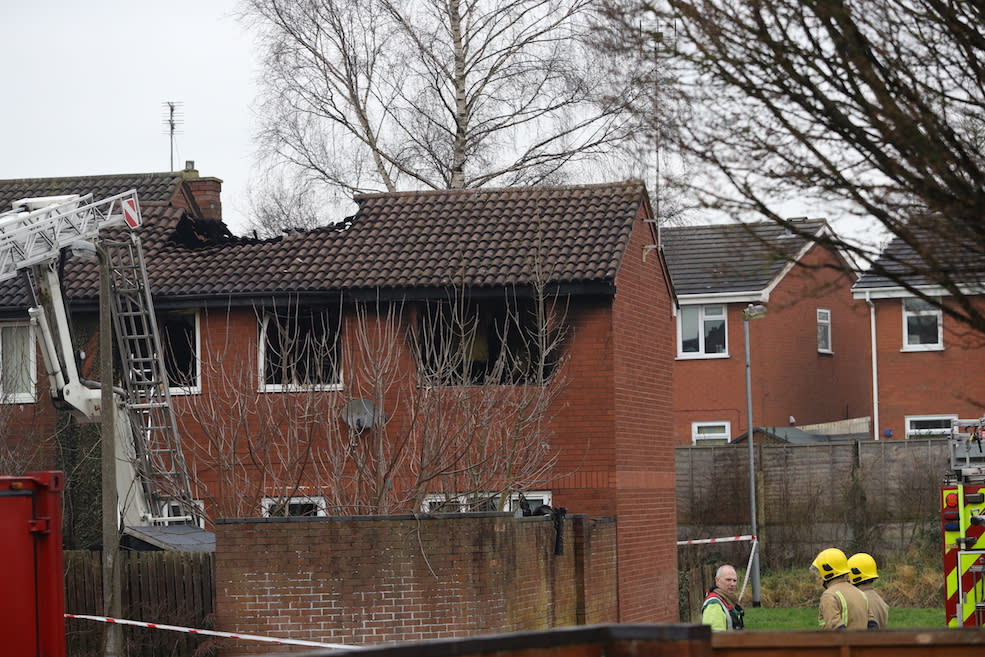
[215,513,616,653]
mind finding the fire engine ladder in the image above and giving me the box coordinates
[101,234,196,519]
[0,190,196,523]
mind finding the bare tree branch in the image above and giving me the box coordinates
[595,0,985,332]
[242,0,641,230]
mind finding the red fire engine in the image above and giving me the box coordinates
[941,416,985,626]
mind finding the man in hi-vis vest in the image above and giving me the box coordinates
[701,564,745,631]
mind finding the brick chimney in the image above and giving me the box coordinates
[177,160,223,220]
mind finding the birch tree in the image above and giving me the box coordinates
[242,0,638,210]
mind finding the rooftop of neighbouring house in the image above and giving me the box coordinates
[853,222,985,292]
[661,219,829,296]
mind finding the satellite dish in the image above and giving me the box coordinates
[342,399,382,432]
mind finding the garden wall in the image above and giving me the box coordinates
[215,512,617,653]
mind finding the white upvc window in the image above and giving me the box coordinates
[678,304,728,358]
[902,298,942,351]
[817,308,832,353]
[261,496,327,517]
[691,421,731,445]
[421,491,552,514]
[158,499,206,528]
[258,308,342,392]
[0,322,36,404]
[905,414,957,439]
[160,310,201,395]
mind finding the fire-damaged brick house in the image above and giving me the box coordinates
[0,168,680,623]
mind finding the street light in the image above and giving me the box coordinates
[743,303,766,607]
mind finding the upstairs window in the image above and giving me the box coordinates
[417,298,561,385]
[160,310,199,394]
[902,298,942,350]
[259,308,341,391]
[0,322,35,404]
[678,304,727,357]
[817,308,832,353]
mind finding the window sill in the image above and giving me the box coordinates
[676,352,730,361]
[260,383,344,393]
[900,345,944,353]
[0,395,36,405]
[168,386,201,396]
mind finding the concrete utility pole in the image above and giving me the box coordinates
[100,251,122,657]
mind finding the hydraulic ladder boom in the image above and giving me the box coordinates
[0,191,195,526]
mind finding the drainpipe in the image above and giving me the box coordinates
[865,292,879,441]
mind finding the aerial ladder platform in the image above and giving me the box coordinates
[0,190,196,527]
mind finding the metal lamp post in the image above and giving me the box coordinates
[743,303,766,607]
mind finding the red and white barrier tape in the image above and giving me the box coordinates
[676,534,756,546]
[64,614,355,650]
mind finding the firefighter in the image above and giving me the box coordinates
[810,547,874,629]
[701,564,745,631]
[848,552,889,628]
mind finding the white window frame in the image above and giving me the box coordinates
[260,495,328,517]
[817,308,832,354]
[421,491,552,514]
[905,414,957,439]
[158,499,206,528]
[160,309,201,396]
[691,421,731,445]
[902,298,943,351]
[258,310,343,393]
[677,304,729,359]
[0,321,37,404]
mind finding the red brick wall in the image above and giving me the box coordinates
[871,296,985,439]
[3,340,68,471]
[609,213,678,622]
[673,244,871,444]
[215,514,617,653]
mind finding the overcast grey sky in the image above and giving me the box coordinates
[0,1,259,234]
[0,2,882,251]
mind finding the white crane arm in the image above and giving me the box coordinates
[0,189,141,283]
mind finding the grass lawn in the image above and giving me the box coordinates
[743,607,943,630]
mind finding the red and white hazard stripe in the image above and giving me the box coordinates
[676,534,756,546]
[64,614,355,650]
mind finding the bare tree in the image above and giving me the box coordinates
[242,0,639,222]
[0,399,51,474]
[247,169,334,239]
[597,0,985,332]
[175,288,569,522]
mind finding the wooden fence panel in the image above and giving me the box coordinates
[63,550,215,657]
[676,440,950,567]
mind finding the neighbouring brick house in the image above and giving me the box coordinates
[852,230,985,440]
[0,170,680,624]
[661,220,871,445]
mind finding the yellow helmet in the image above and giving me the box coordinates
[810,547,850,581]
[847,552,879,584]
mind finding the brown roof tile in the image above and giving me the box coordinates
[0,172,183,209]
[0,179,650,310]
